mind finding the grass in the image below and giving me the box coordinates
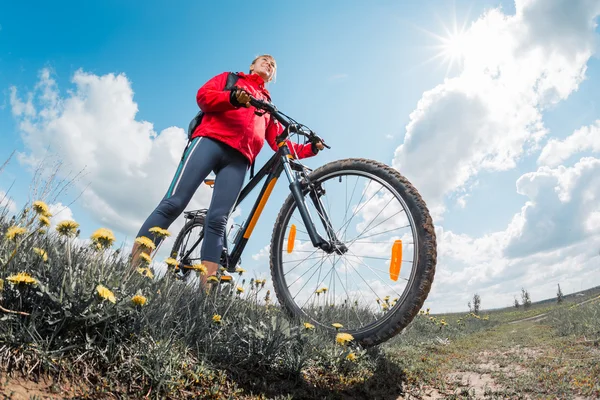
[0,196,414,399]
[1,159,599,399]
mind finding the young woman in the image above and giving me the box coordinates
[131,55,324,283]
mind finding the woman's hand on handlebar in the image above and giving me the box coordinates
[230,89,251,108]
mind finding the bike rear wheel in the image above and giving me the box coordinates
[170,212,206,279]
[270,158,437,347]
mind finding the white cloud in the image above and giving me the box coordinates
[423,155,600,311]
[0,190,17,214]
[393,0,600,216]
[425,224,600,312]
[10,68,214,240]
[504,157,600,257]
[538,120,600,167]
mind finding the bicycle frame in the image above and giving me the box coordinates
[178,141,343,272]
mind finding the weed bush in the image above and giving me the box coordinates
[547,297,600,338]
[0,199,379,398]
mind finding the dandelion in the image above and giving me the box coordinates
[212,314,222,324]
[137,267,154,279]
[5,226,27,241]
[165,258,179,269]
[56,220,79,237]
[33,247,48,262]
[303,322,315,330]
[132,294,147,306]
[32,200,51,217]
[96,285,116,304]
[384,296,390,302]
[331,322,343,330]
[207,276,219,284]
[139,252,152,264]
[6,272,37,286]
[90,228,116,249]
[315,287,327,295]
[236,286,244,294]
[149,226,171,238]
[335,332,354,345]
[190,263,207,275]
[236,267,246,275]
[134,236,156,251]
[38,215,50,227]
[346,352,357,362]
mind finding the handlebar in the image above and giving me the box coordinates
[247,95,331,150]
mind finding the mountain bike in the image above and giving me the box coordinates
[170,96,437,347]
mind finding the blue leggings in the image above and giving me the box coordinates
[136,137,248,263]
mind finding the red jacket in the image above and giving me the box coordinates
[193,71,316,164]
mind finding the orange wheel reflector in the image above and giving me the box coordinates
[287,224,297,253]
[389,240,403,281]
[204,179,215,186]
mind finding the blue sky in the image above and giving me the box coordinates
[1,0,599,312]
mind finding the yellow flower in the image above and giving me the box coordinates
[149,226,171,238]
[207,276,219,283]
[383,296,390,302]
[165,258,179,269]
[236,286,244,293]
[212,314,222,324]
[6,272,37,286]
[346,352,357,361]
[5,226,27,241]
[90,228,116,249]
[136,267,155,279]
[56,220,79,237]
[335,332,354,345]
[236,267,246,275]
[190,263,207,275]
[139,253,152,264]
[315,287,327,294]
[32,200,51,217]
[303,322,315,330]
[134,236,156,251]
[132,294,147,306]
[96,285,116,304]
[33,247,48,262]
[331,323,343,330]
[38,215,51,227]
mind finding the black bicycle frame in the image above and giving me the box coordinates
[179,142,338,271]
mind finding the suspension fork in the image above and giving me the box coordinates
[281,149,346,254]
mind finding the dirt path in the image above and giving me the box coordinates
[397,309,600,399]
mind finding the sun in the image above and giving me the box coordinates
[411,7,473,77]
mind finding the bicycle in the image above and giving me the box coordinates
[170,96,437,347]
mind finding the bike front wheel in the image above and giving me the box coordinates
[270,158,437,347]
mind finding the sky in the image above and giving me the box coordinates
[1,0,600,312]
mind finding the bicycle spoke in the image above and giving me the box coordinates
[345,248,405,298]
